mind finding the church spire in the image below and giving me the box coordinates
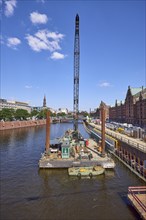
[43,95,46,107]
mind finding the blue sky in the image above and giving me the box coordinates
[0,0,145,111]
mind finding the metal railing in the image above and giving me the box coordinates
[128,186,146,213]
[90,123,146,153]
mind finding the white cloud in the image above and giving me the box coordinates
[25,85,32,89]
[25,34,48,52]
[4,0,17,17]
[7,37,21,49]
[25,29,64,52]
[50,52,65,60]
[30,11,48,24]
[46,32,64,40]
[99,82,111,87]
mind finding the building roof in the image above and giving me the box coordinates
[115,100,124,106]
[130,87,145,96]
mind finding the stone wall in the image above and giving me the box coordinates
[0,120,46,130]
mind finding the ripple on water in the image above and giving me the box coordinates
[0,124,144,220]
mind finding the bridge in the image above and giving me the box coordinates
[51,116,86,123]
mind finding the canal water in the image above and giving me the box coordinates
[0,123,145,220]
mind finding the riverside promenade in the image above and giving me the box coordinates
[86,122,146,181]
[89,122,146,153]
[0,119,46,130]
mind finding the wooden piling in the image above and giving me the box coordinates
[101,101,106,157]
[45,111,50,153]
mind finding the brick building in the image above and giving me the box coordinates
[110,100,125,123]
[93,101,109,121]
[109,86,146,128]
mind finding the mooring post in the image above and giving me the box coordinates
[45,111,50,154]
[101,101,106,157]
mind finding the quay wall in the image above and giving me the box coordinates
[84,122,146,181]
[0,120,46,130]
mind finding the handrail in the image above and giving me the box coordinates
[129,186,146,190]
[89,123,146,153]
[128,186,146,212]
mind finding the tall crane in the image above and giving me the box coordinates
[73,14,80,135]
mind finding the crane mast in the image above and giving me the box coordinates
[73,14,80,135]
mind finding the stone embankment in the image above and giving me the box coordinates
[0,120,46,130]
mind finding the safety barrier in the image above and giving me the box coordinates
[89,123,146,153]
[128,186,146,214]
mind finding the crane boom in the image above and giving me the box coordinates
[73,14,80,134]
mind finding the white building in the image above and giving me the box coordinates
[0,99,31,113]
[56,108,68,114]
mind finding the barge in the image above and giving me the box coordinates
[39,105,115,169]
[39,113,115,169]
[39,136,115,169]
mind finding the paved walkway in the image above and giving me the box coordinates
[89,123,146,153]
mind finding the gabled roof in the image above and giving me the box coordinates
[130,87,145,96]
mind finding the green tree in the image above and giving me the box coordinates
[15,109,30,120]
[0,108,15,121]
[38,109,49,119]
[57,112,66,117]
[80,111,89,117]
[50,112,56,117]
[31,110,39,117]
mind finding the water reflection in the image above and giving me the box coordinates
[104,169,115,178]
[0,123,144,220]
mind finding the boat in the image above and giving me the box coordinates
[102,159,116,169]
[39,127,116,169]
[68,165,105,177]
